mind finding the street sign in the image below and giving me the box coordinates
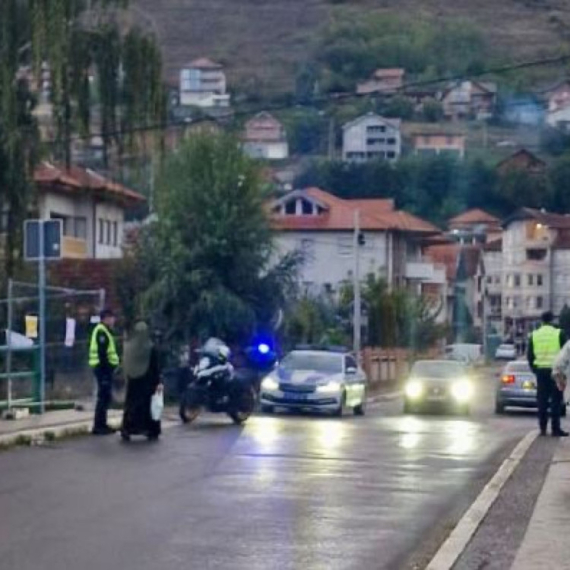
[24,219,62,260]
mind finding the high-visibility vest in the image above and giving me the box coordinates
[532,325,561,369]
[89,324,119,368]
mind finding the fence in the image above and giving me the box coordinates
[362,347,441,386]
[0,280,106,411]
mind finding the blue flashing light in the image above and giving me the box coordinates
[258,343,270,355]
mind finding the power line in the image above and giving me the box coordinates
[38,52,570,147]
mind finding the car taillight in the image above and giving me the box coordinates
[502,375,515,384]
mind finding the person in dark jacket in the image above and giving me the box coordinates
[89,309,120,435]
[527,311,568,437]
[120,321,163,441]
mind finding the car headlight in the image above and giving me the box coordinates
[405,381,424,400]
[316,381,342,394]
[452,380,473,402]
[261,377,279,391]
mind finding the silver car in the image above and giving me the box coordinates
[495,360,567,416]
[259,350,368,417]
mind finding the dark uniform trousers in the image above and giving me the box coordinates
[536,368,562,434]
[94,366,113,430]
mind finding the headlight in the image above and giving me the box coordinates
[316,381,342,394]
[405,381,424,400]
[452,380,473,402]
[261,377,279,391]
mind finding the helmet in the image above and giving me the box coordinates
[218,345,231,362]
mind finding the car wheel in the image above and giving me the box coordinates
[354,392,367,416]
[495,401,505,415]
[261,404,274,414]
[333,391,346,418]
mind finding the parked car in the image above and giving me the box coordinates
[403,360,473,415]
[495,360,567,416]
[445,343,483,366]
[495,344,517,360]
[259,349,368,417]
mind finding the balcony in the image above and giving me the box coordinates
[61,236,88,259]
[406,261,446,284]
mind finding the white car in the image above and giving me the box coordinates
[495,344,517,360]
[259,350,368,417]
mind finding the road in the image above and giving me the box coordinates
[0,369,537,570]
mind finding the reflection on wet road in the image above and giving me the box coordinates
[0,373,536,570]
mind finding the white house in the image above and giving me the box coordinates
[342,113,402,163]
[269,187,445,297]
[179,58,230,108]
[32,162,145,259]
[242,112,289,160]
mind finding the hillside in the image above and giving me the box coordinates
[136,0,570,94]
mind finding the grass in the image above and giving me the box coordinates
[136,0,570,94]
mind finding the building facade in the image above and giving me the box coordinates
[179,58,230,108]
[242,112,289,160]
[342,113,402,163]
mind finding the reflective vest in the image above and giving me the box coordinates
[89,324,119,368]
[532,325,561,369]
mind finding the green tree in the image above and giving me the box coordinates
[136,134,300,343]
[383,95,415,120]
[422,98,444,122]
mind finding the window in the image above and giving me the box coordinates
[537,274,544,287]
[366,138,385,145]
[537,296,544,309]
[285,200,296,215]
[345,355,358,373]
[495,275,501,284]
[506,274,512,288]
[514,274,521,287]
[75,217,87,240]
[50,212,70,236]
[527,249,547,261]
[301,200,313,215]
[367,125,386,134]
[98,219,104,244]
[387,138,397,145]
[112,222,118,247]
[487,276,493,284]
[106,220,111,245]
[387,151,396,159]
[528,274,534,286]
[338,236,353,256]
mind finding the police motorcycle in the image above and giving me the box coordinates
[179,338,256,425]
[234,341,278,395]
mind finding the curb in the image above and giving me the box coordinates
[426,429,538,570]
[0,415,122,449]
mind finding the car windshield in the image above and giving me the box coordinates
[411,361,465,379]
[499,345,515,350]
[280,352,343,374]
[506,362,531,373]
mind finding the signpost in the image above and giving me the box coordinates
[23,219,62,413]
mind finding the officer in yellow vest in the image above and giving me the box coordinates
[89,309,120,435]
[527,311,568,437]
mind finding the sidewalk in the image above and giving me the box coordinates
[511,437,570,570]
[0,408,123,446]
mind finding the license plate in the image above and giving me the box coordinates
[523,381,536,390]
[284,392,308,401]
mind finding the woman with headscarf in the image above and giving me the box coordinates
[120,321,163,441]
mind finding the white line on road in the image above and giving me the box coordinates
[425,428,538,570]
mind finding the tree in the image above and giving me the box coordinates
[136,134,300,343]
[422,98,444,122]
[383,95,415,120]
[0,0,165,285]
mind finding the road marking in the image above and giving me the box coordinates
[425,428,538,570]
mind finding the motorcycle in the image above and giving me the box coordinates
[179,339,256,425]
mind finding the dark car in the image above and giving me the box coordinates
[403,360,473,415]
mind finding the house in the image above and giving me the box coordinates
[242,112,289,160]
[448,209,502,243]
[31,162,146,259]
[426,243,485,337]
[356,68,405,95]
[412,133,466,159]
[496,149,547,176]
[544,80,570,113]
[179,58,230,109]
[482,237,503,336]
[440,81,497,120]
[342,113,402,163]
[269,187,445,301]
[500,208,570,342]
[546,105,570,133]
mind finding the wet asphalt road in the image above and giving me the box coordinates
[0,370,538,570]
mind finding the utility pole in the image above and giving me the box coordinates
[353,209,362,357]
[38,221,46,414]
[482,286,488,362]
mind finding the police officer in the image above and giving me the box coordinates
[89,309,120,435]
[527,311,568,437]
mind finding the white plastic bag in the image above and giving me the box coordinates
[150,390,164,421]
